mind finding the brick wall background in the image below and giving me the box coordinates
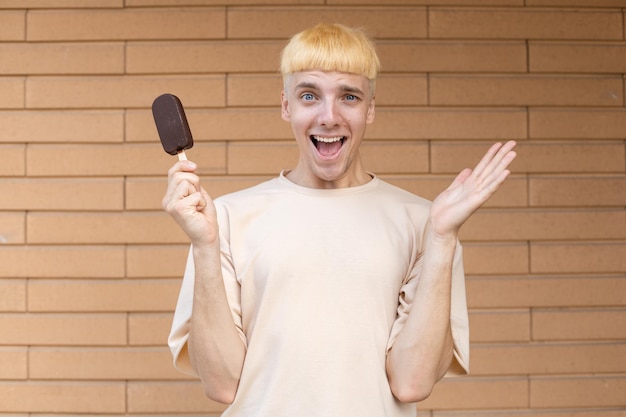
[0,1,625,416]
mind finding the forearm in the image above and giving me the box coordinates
[188,242,246,404]
[386,231,457,403]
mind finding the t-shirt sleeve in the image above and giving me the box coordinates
[386,242,470,376]
[167,247,197,376]
[167,237,246,376]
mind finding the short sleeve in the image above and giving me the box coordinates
[386,242,470,376]
[167,248,198,376]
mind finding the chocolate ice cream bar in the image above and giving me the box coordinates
[152,93,194,160]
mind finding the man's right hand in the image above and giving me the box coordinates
[162,160,219,247]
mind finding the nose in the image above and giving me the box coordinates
[318,99,342,127]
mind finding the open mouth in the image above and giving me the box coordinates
[310,135,346,157]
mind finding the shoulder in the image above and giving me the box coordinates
[374,179,431,208]
[215,177,282,207]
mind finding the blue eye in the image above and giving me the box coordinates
[302,93,315,101]
[345,94,358,101]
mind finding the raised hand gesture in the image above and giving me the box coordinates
[429,141,517,239]
[162,160,219,247]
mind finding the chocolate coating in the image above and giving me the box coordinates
[152,94,194,156]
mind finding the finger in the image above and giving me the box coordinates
[197,187,216,215]
[470,142,504,179]
[163,176,201,212]
[482,168,512,199]
[448,168,472,190]
[474,140,517,181]
[167,160,198,182]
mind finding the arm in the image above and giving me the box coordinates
[163,160,246,404]
[386,141,517,403]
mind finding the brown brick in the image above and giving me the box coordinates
[429,75,623,106]
[0,77,24,108]
[0,178,123,210]
[417,377,528,410]
[0,382,125,413]
[0,348,27,379]
[362,141,430,174]
[128,313,171,346]
[0,212,25,244]
[126,245,189,278]
[126,107,292,142]
[125,177,167,210]
[331,0,523,4]
[467,275,626,309]
[463,243,529,275]
[127,381,226,413]
[0,11,25,40]
[461,208,625,241]
[530,376,626,408]
[529,175,626,207]
[531,242,626,274]
[26,75,225,109]
[0,144,25,175]
[471,342,626,375]
[3,0,123,7]
[227,7,427,39]
[27,212,187,244]
[126,40,284,73]
[0,313,126,345]
[0,246,125,278]
[0,110,123,143]
[528,0,626,5]
[227,141,299,175]
[519,141,626,173]
[378,41,527,73]
[530,41,626,73]
[469,309,530,343]
[532,308,626,340]
[0,279,26,312]
[429,8,623,40]
[382,174,528,208]
[26,143,226,177]
[530,108,626,139]
[27,8,225,41]
[27,279,179,312]
[29,347,183,379]
[376,74,429,106]
[227,74,283,107]
[369,108,526,140]
[431,141,625,174]
[195,108,292,141]
[0,42,124,75]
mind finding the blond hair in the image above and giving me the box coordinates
[280,23,380,93]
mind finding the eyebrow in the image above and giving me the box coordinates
[294,81,365,96]
[294,81,319,91]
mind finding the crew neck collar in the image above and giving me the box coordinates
[277,170,379,196]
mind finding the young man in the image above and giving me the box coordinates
[165,23,517,416]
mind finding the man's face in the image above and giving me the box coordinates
[281,70,375,189]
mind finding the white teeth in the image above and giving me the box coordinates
[313,136,343,143]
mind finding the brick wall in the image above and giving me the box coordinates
[0,1,625,416]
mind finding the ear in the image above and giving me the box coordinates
[281,90,291,121]
[366,96,375,124]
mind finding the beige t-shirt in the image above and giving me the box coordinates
[169,172,469,417]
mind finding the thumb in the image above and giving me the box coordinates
[449,168,472,189]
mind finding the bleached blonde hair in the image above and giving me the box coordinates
[280,23,380,95]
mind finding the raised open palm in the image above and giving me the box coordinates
[429,141,517,238]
